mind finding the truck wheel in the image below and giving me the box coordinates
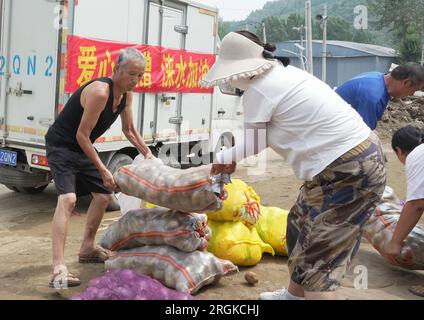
[4,185,20,192]
[106,153,133,212]
[16,184,49,194]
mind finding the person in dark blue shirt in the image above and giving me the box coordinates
[336,64,424,130]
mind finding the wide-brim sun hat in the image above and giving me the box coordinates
[199,32,277,88]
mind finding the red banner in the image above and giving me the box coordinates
[65,35,215,94]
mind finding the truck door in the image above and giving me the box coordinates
[146,1,184,143]
[0,0,60,146]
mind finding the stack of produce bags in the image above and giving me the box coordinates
[99,158,237,294]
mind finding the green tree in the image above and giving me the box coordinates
[352,30,373,44]
[369,0,424,62]
[399,24,422,63]
[284,14,305,40]
[218,17,231,40]
[260,16,288,42]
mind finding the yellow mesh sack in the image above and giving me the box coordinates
[207,179,261,225]
[207,220,274,266]
[255,206,289,256]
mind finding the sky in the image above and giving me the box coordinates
[201,0,271,21]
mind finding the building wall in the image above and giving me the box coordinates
[279,56,394,89]
[276,41,395,88]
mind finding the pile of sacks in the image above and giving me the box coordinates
[99,156,237,295]
[206,179,290,266]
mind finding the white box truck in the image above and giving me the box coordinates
[0,0,243,209]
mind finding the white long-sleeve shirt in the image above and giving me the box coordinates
[217,65,370,181]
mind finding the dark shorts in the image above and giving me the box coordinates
[46,144,111,196]
[286,133,386,292]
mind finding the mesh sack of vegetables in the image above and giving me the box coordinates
[255,206,289,256]
[71,269,198,300]
[100,207,210,252]
[105,245,238,294]
[207,220,274,266]
[363,186,424,270]
[207,179,261,225]
[114,158,229,213]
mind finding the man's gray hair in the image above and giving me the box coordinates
[391,63,424,86]
[117,47,146,68]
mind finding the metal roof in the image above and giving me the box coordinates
[317,40,396,57]
[277,40,397,58]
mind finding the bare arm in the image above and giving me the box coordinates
[211,122,267,175]
[393,200,424,243]
[120,92,153,159]
[216,122,268,164]
[385,199,424,264]
[76,82,118,191]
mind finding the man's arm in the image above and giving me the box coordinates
[120,92,153,159]
[385,199,424,264]
[76,82,118,191]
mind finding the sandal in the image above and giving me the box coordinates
[49,265,81,289]
[409,285,424,298]
[79,246,110,264]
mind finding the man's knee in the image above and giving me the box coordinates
[92,193,113,206]
[58,193,77,212]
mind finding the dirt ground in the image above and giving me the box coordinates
[1,136,424,300]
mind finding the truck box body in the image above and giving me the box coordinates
[0,0,242,207]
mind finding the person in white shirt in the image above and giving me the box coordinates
[203,31,386,300]
[385,126,424,297]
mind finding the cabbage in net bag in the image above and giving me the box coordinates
[207,179,261,225]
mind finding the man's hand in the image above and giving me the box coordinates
[384,239,403,265]
[100,169,119,192]
[144,150,155,160]
[211,162,237,175]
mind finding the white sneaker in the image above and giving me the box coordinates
[259,288,304,300]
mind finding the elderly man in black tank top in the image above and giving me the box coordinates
[45,48,153,288]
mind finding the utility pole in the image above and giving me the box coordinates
[293,26,306,70]
[322,4,327,82]
[317,3,328,82]
[305,0,313,74]
[262,21,267,43]
[421,42,424,66]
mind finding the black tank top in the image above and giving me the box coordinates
[46,77,127,153]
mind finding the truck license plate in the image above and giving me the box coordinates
[0,149,17,166]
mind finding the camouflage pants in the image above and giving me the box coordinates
[286,133,386,292]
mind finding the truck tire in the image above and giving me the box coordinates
[0,165,50,188]
[5,185,20,192]
[16,184,49,194]
[106,153,133,211]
